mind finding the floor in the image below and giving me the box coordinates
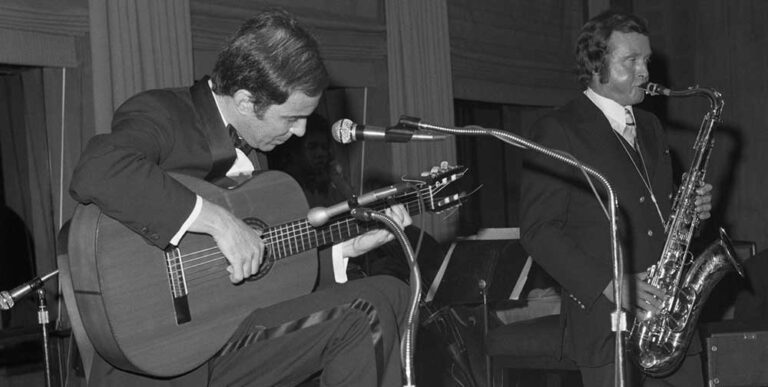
[0,325,73,387]
[1,363,46,386]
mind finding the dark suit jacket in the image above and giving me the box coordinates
[70,77,237,248]
[520,93,675,366]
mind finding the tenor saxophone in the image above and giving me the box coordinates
[628,82,744,376]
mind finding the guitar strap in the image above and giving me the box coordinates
[190,77,238,182]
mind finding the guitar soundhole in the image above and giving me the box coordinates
[243,217,273,282]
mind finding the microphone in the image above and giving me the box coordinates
[0,271,58,310]
[331,118,448,144]
[307,182,413,227]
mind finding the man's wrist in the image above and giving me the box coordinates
[170,195,203,246]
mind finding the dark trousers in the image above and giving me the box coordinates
[208,275,409,387]
[579,353,703,387]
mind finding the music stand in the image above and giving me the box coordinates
[424,229,532,386]
[426,238,531,308]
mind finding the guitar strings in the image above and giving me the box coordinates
[180,209,402,284]
[180,179,457,286]
[178,174,455,280]
[177,187,427,266]
[176,187,437,285]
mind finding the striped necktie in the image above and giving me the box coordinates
[624,107,637,148]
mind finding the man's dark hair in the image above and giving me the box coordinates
[575,10,649,87]
[211,9,329,117]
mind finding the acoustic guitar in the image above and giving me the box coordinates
[59,165,467,377]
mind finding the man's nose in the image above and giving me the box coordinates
[637,62,649,80]
[290,119,307,137]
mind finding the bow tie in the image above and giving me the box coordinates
[228,124,253,154]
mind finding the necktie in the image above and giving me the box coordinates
[228,124,252,154]
[624,107,637,148]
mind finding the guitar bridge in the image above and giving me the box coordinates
[165,247,191,324]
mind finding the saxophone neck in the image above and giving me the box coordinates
[644,82,724,130]
[644,83,724,108]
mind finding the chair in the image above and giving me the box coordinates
[485,311,579,387]
[429,229,581,386]
[481,264,580,386]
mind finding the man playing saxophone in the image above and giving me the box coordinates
[520,10,713,387]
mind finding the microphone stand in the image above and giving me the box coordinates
[0,270,59,387]
[38,286,53,387]
[349,207,421,387]
[398,117,627,387]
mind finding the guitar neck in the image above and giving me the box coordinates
[262,188,428,260]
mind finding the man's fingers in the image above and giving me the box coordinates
[242,259,252,278]
[385,204,411,227]
[696,183,713,195]
[634,298,659,315]
[642,294,665,311]
[636,285,667,315]
[638,280,666,299]
[229,262,244,283]
[251,253,261,275]
[631,275,667,314]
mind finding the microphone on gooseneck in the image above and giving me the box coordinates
[306,182,414,227]
[0,271,58,310]
[331,119,448,144]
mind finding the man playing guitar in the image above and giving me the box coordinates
[69,9,411,387]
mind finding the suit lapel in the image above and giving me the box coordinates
[571,95,655,192]
[191,76,237,181]
[573,95,631,166]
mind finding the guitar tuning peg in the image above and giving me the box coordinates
[420,171,430,177]
[439,161,449,170]
[430,166,440,175]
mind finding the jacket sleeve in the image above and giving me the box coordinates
[519,115,613,310]
[69,93,197,248]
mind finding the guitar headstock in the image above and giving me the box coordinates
[403,162,471,213]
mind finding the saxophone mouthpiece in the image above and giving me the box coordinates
[643,82,671,96]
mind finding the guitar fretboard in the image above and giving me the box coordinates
[261,188,429,260]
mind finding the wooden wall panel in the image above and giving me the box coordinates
[0,0,88,37]
[636,0,768,251]
[190,1,386,63]
[448,0,585,106]
[0,0,87,67]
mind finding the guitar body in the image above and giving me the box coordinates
[65,171,315,377]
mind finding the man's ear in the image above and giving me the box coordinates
[232,89,254,115]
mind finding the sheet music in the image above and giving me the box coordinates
[425,242,457,302]
[509,256,532,300]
